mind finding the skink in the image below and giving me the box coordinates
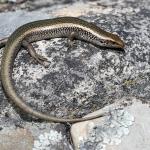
[0,17,124,123]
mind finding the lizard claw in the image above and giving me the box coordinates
[34,54,50,68]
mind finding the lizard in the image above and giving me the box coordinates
[0,17,124,123]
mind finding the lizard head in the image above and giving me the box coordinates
[104,33,124,49]
[94,27,125,49]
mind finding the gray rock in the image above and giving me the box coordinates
[2,0,149,120]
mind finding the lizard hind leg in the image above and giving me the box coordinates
[22,40,50,67]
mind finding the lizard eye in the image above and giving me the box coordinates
[112,41,117,45]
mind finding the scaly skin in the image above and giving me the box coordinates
[0,17,124,123]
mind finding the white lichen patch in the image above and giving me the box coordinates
[78,109,134,150]
[33,130,63,150]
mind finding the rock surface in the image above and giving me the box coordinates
[0,0,150,149]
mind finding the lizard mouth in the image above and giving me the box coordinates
[116,39,125,49]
